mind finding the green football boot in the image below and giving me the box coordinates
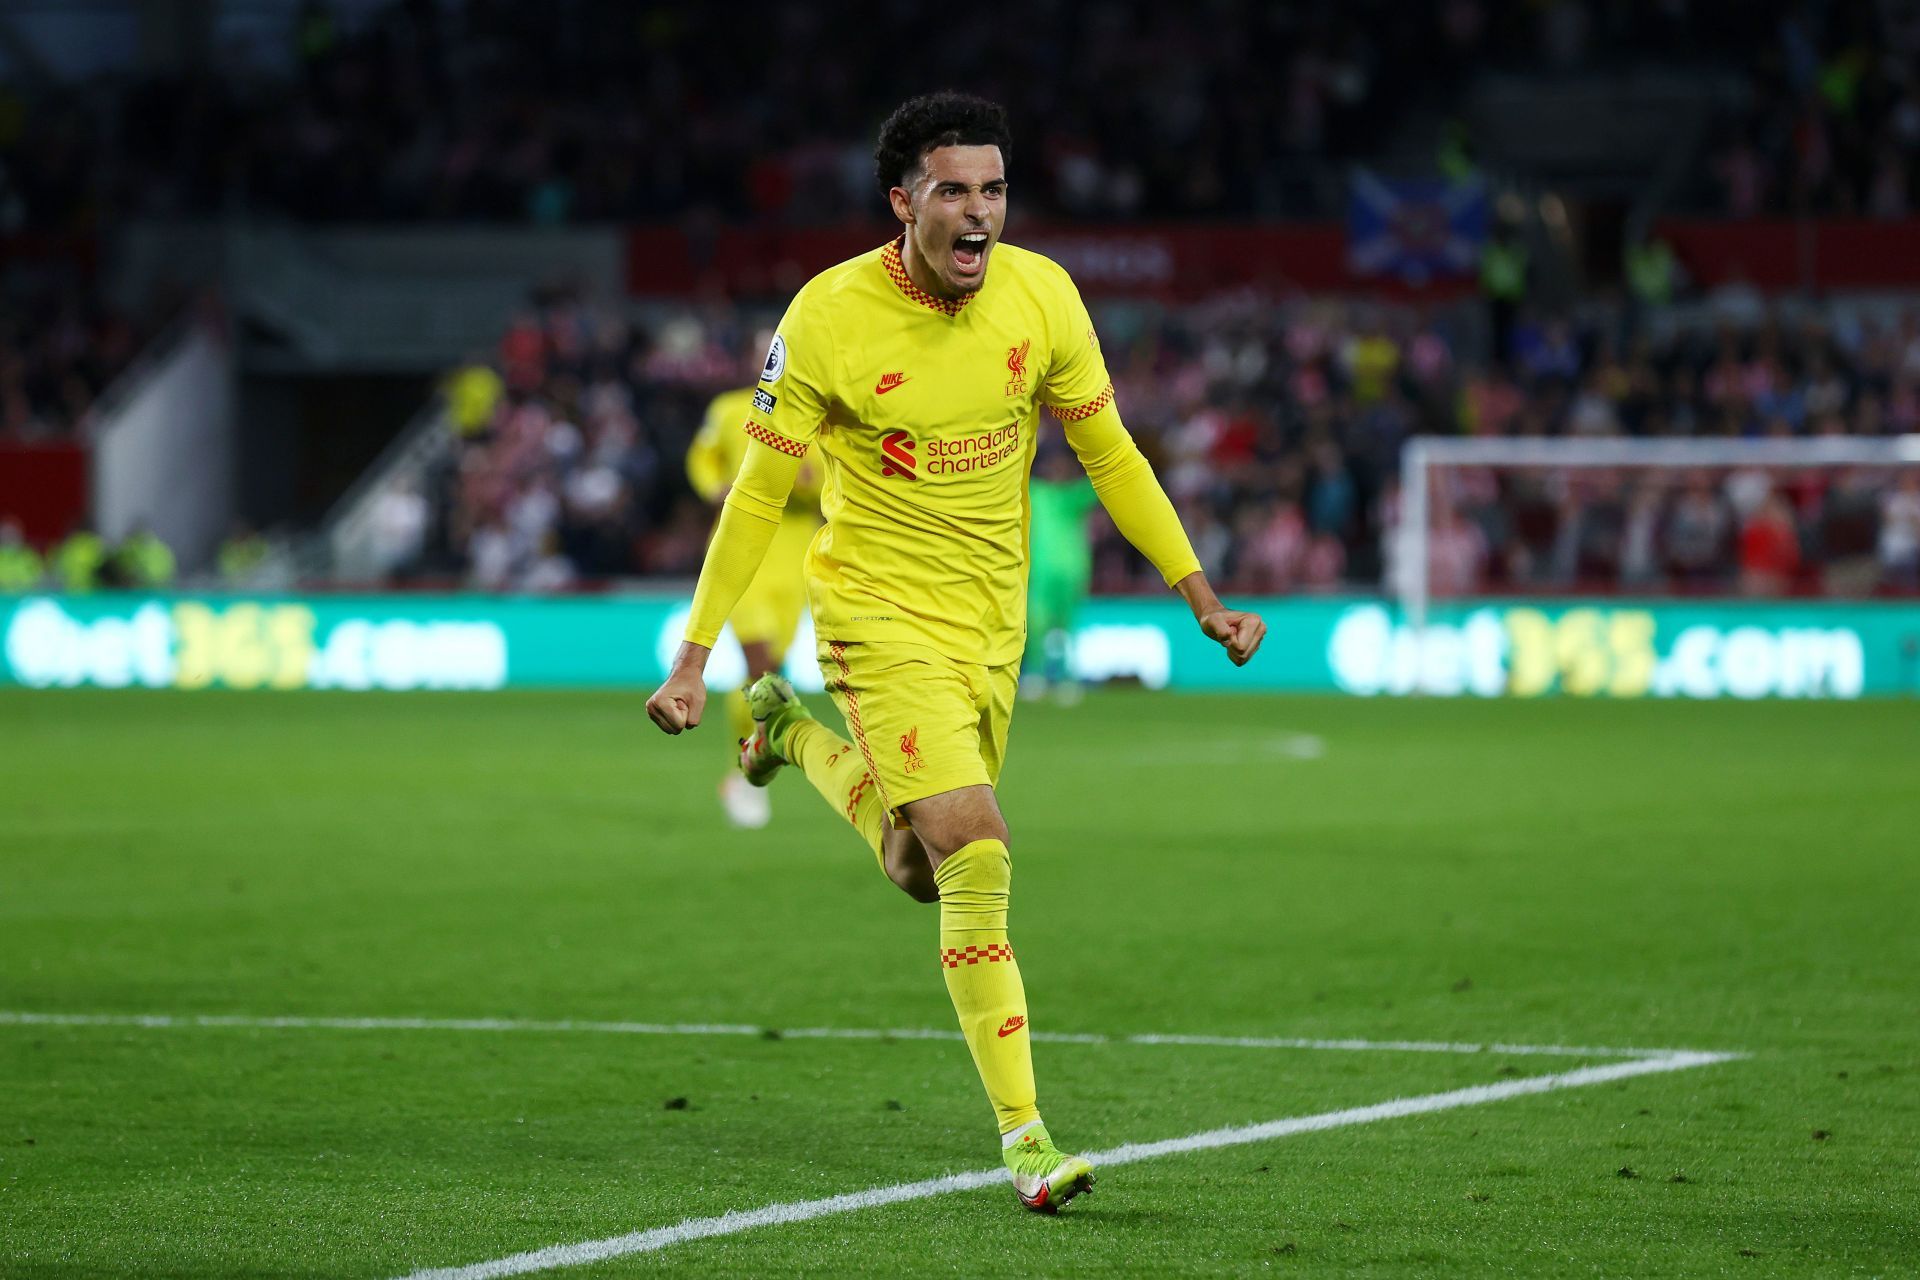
[1003,1123,1095,1214]
[738,673,814,787]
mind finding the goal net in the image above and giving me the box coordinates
[1369,435,1920,698]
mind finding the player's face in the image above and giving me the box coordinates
[894,145,1007,298]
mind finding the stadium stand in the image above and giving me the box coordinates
[405,286,1920,596]
[4,0,1911,231]
[1,0,1918,592]
[0,281,147,440]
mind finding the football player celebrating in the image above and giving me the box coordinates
[648,93,1264,1213]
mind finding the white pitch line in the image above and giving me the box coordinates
[1103,733,1328,764]
[399,1050,1739,1280]
[0,1011,1695,1060]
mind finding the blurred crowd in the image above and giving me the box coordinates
[0,0,1421,228]
[406,283,1920,597]
[1101,292,1920,597]
[1705,0,1920,218]
[5,0,1918,595]
[0,283,145,439]
[385,289,761,588]
[6,0,1914,232]
[1417,461,1920,600]
[0,0,1443,227]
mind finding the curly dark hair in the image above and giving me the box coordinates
[873,92,1011,195]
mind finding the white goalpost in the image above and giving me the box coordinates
[1398,434,1920,629]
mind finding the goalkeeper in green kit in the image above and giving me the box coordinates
[1023,443,1101,702]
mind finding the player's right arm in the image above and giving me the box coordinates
[648,442,804,732]
[647,301,833,734]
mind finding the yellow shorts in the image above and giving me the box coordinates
[818,639,1018,827]
[730,513,816,653]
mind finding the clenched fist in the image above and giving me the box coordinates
[1198,608,1267,666]
[646,642,712,733]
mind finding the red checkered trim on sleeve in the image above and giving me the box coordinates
[940,942,1015,968]
[743,420,808,457]
[881,237,973,317]
[1052,383,1115,422]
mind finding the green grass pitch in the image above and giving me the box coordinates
[3,687,1917,1276]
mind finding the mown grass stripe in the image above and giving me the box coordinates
[400,1051,1740,1280]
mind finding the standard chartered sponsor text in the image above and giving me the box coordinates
[924,422,1021,474]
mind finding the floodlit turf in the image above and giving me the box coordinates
[3,687,1917,1277]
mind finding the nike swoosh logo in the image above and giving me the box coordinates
[875,375,910,395]
[997,1016,1026,1038]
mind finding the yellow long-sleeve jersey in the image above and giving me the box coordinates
[685,237,1199,666]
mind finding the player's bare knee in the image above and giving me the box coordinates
[882,829,940,902]
[919,823,1011,867]
[890,862,940,903]
[904,786,1010,866]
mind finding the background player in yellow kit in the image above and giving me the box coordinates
[646,93,1265,1213]
[685,340,823,829]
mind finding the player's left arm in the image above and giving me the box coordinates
[1040,272,1264,666]
[1056,400,1264,665]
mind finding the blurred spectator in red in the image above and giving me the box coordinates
[498,312,546,394]
[1738,491,1801,596]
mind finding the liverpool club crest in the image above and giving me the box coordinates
[1005,339,1030,397]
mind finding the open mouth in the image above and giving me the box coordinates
[952,231,990,275]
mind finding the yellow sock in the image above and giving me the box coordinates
[785,720,886,857]
[934,839,1039,1135]
[725,687,754,748]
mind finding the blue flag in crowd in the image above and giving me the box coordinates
[1347,171,1489,285]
